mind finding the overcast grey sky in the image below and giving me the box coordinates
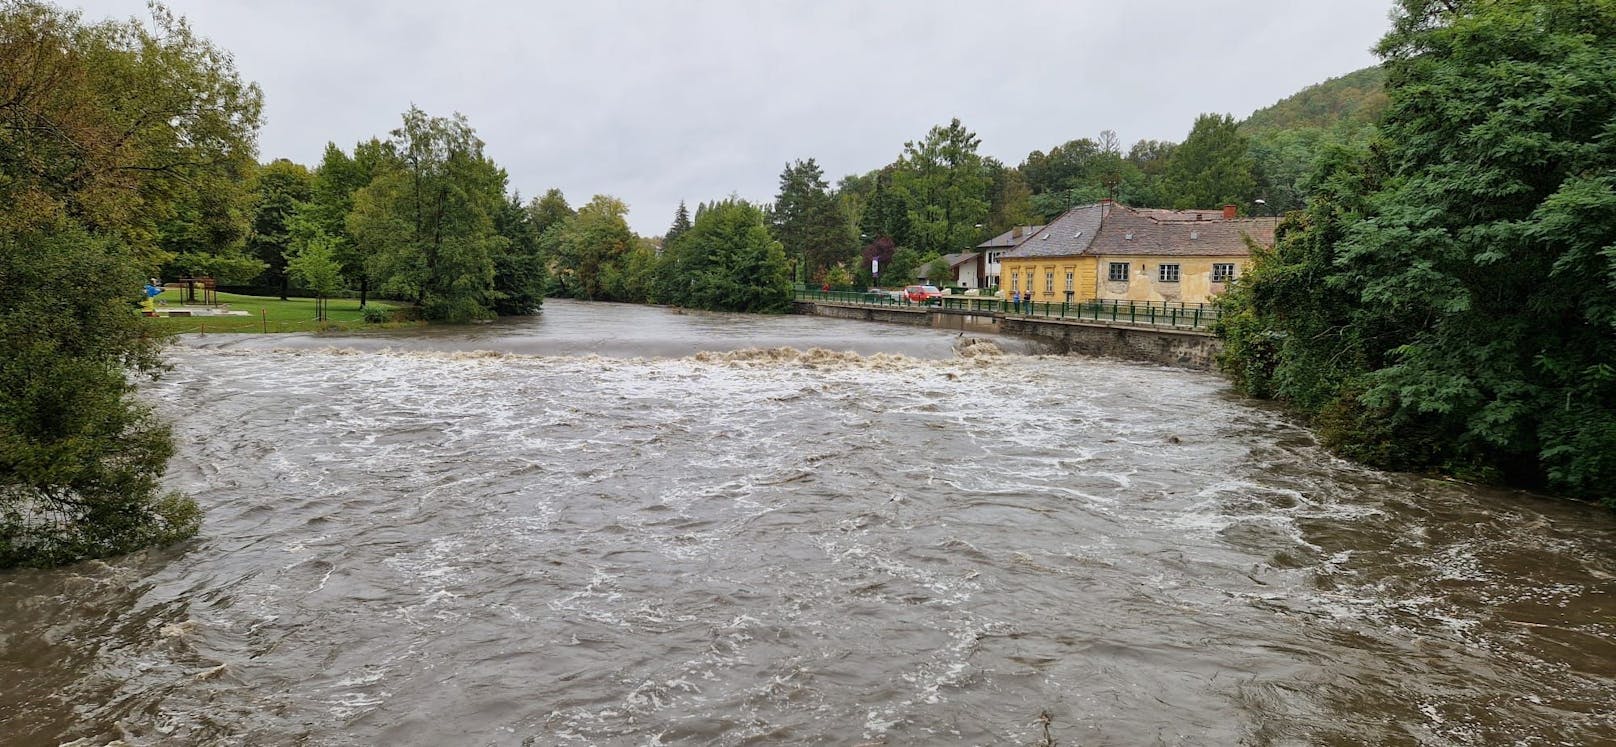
[73,0,1392,234]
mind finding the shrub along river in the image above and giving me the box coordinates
[2,300,1612,745]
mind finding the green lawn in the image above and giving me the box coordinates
[146,292,406,333]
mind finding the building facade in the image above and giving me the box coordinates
[998,202,1276,304]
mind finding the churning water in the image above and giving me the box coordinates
[2,300,1613,746]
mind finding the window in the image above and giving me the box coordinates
[1011,274,1019,292]
[1044,272,1054,294]
[1064,271,1074,294]
[1026,272,1036,295]
[1212,263,1236,282]
[1108,262,1129,282]
[1159,264,1180,282]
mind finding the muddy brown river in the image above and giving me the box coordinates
[2,300,1613,746]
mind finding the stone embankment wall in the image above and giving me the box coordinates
[792,301,1222,370]
[999,317,1222,370]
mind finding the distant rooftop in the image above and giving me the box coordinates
[1002,201,1278,259]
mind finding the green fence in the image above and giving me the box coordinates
[792,289,1221,329]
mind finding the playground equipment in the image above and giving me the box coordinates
[176,276,217,305]
[140,281,163,316]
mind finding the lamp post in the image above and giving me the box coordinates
[1255,198,1273,217]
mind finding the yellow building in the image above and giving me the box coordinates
[998,201,1277,305]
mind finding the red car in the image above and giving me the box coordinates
[904,285,943,304]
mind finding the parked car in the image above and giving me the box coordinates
[904,285,943,304]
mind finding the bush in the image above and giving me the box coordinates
[362,306,394,324]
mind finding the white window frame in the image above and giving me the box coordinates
[1108,262,1129,282]
[1159,264,1180,282]
[1212,263,1236,282]
[1044,272,1054,294]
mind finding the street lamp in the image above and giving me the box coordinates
[1255,198,1273,217]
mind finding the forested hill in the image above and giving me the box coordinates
[1241,66,1387,134]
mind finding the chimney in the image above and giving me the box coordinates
[1222,204,1238,220]
[1012,226,1023,239]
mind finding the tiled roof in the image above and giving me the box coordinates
[976,225,1045,249]
[1001,202,1277,259]
[1092,205,1277,257]
[941,252,976,268]
[1001,204,1105,259]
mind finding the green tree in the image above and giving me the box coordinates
[349,107,508,322]
[552,195,635,301]
[858,171,912,249]
[1219,0,1616,503]
[248,159,314,298]
[892,119,990,256]
[529,188,574,235]
[1,1,259,566]
[284,221,345,321]
[772,158,851,281]
[1160,113,1256,210]
[306,139,389,306]
[657,199,790,312]
[665,200,692,247]
[491,192,546,315]
[985,159,1038,233]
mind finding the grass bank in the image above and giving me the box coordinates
[145,292,407,333]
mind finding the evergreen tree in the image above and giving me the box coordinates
[858,172,912,249]
[666,200,692,247]
[772,159,851,281]
[491,192,547,315]
[1160,113,1256,210]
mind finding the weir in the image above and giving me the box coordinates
[790,299,1222,370]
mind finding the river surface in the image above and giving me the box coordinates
[2,300,1613,746]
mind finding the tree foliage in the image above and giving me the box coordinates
[657,199,790,312]
[772,159,851,281]
[248,159,313,297]
[1219,0,1616,503]
[0,1,261,565]
[1161,113,1256,210]
[891,118,990,256]
[347,107,508,322]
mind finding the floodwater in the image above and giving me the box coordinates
[2,300,1612,746]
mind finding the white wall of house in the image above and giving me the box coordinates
[953,256,980,288]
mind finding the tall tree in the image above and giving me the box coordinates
[1160,113,1256,210]
[985,159,1038,233]
[491,191,546,315]
[247,159,313,298]
[306,139,388,306]
[772,158,851,281]
[1,1,260,566]
[858,171,912,249]
[891,118,990,256]
[665,200,692,247]
[348,107,508,322]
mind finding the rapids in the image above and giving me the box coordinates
[2,300,1612,745]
